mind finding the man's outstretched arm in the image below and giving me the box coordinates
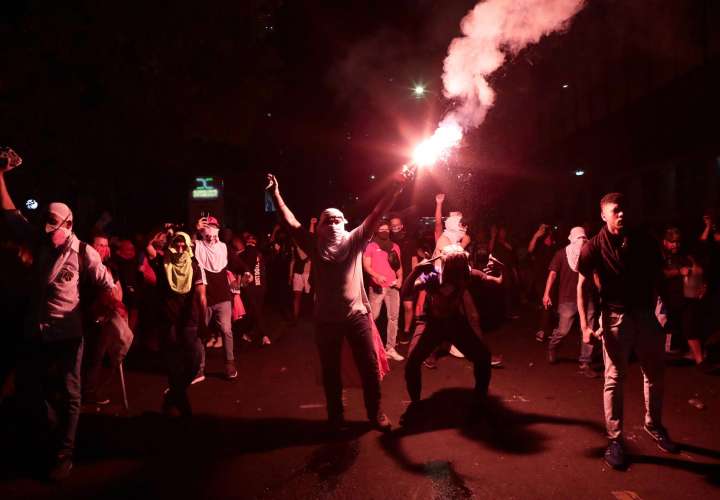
[357,171,411,238]
[266,174,302,230]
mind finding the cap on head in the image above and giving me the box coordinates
[206,216,220,228]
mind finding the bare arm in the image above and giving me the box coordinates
[577,274,594,343]
[434,194,444,242]
[543,271,557,309]
[195,283,208,327]
[0,172,17,211]
[266,174,302,230]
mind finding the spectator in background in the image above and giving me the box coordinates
[147,231,206,417]
[528,224,557,342]
[543,227,600,378]
[389,214,417,345]
[289,217,317,323]
[194,216,238,380]
[490,224,519,320]
[238,231,271,345]
[113,239,142,332]
[660,227,711,372]
[83,234,134,405]
[364,221,404,361]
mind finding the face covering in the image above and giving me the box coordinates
[442,215,466,245]
[47,226,72,248]
[317,209,350,263]
[565,227,587,272]
[164,232,194,294]
[195,226,228,272]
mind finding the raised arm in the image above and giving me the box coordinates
[358,172,409,237]
[266,174,302,230]
[0,171,17,211]
[434,193,445,242]
[528,224,547,253]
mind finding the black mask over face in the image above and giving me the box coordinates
[377,231,390,240]
[390,230,406,242]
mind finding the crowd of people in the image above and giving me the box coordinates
[1,147,720,480]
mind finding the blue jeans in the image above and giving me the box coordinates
[199,300,235,375]
[548,301,596,364]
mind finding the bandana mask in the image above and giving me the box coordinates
[202,226,220,245]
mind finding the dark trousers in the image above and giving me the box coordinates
[242,285,266,340]
[405,316,491,403]
[15,337,84,457]
[162,323,202,403]
[315,312,381,421]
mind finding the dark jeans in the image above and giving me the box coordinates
[162,323,202,403]
[242,285,266,340]
[315,312,382,421]
[405,316,491,403]
[15,337,84,457]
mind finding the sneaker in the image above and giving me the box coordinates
[491,355,504,368]
[399,402,421,427]
[225,361,238,380]
[241,334,253,343]
[547,349,557,364]
[213,337,223,349]
[48,453,73,481]
[205,338,216,348]
[423,358,438,369]
[191,375,205,385]
[386,347,405,361]
[535,330,545,342]
[398,332,411,345]
[262,336,272,346]
[370,411,392,432]
[448,345,465,358]
[604,439,626,470]
[644,425,680,453]
[85,395,111,406]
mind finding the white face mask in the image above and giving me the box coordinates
[48,226,71,247]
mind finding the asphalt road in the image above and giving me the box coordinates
[1,309,719,499]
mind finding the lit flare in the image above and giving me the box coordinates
[411,120,463,168]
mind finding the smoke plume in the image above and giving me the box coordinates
[442,0,586,130]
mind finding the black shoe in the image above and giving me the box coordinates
[398,332,411,345]
[604,439,626,470]
[644,425,680,453]
[48,454,73,481]
[578,363,600,379]
[399,403,420,427]
[547,349,557,364]
[370,412,392,432]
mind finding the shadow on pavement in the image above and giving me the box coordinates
[585,444,720,485]
[379,388,606,479]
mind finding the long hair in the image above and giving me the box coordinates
[441,244,470,289]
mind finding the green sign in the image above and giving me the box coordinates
[192,177,220,200]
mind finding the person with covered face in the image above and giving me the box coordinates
[194,215,238,380]
[146,230,207,416]
[265,170,412,431]
[1,157,115,481]
[401,245,493,423]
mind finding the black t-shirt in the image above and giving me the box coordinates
[151,256,203,328]
[548,248,578,304]
[239,246,266,288]
[531,242,556,277]
[578,226,661,312]
[292,246,309,275]
[201,268,232,307]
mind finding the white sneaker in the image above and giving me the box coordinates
[205,338,215,348]
[385,347,405,361]
[241,334,253,343]
[448,345,465,358]
[213,337,223,349]
[191,375,205,385]
[262,336,272,346]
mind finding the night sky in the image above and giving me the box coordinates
[1,1,716,235]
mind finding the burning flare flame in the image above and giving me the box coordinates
[411,120,463,168]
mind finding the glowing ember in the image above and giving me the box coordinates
[412,120,463,167]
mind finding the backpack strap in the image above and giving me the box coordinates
[78,241,87,278]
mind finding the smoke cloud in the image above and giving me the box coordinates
[442,0,586,130]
